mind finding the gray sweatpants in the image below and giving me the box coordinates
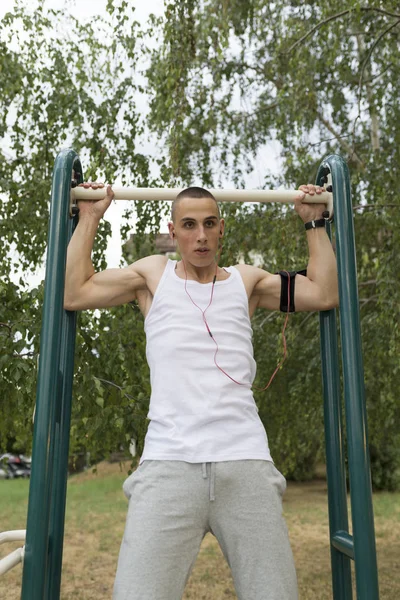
[113,460,298,600]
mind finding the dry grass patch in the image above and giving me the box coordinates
[0,463,399,599]
[67,460,133,484]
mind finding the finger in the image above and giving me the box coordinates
[106,184,114,200]
[294,191,306,200]
[306,184,315,195]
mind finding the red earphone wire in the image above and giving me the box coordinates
[181,249,290,391]
[253,272,290,392]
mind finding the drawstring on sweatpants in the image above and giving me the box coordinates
[210,463,216,501]
[201,462,216,501]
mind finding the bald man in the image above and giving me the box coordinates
[64,183,338,600]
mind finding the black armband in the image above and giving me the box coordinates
[276,269,307,313]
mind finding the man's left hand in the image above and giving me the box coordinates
[294,184,326,223]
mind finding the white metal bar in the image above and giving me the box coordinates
[72,186,331,205]
[0,530,26,544]
[0,547,24,575]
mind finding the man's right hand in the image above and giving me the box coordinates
[77,182,114,220]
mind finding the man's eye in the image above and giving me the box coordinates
[184,222,194,228]
[206,221,215,227]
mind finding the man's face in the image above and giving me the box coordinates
[169,196,224,266]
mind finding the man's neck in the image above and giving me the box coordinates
[175,260,228,283]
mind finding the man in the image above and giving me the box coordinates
[64,183,338,600]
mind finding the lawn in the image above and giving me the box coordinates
[0,462,399,599]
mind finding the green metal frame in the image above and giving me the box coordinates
[317,156,379,599]
[21,149,82,600]
[20,150,379,599]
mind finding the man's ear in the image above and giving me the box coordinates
[168,221,175,240]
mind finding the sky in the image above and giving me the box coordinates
[2,0,281,285]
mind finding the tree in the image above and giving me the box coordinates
[1,0,399,488]
[142,0,400,487]
[0,0,157,461]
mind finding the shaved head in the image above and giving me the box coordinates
[171,187,220,222]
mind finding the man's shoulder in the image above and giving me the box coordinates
[232,263,269,280]
[129,254,168,272]
[128,254,168,280]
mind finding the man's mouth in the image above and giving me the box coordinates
[195,248,209,255]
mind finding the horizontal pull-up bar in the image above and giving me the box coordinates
[72,186,334,218]
[73,186,331,205]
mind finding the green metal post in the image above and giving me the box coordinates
[318,291,353,596]
[21,149,81,600]
[317,171,353,600]
[45,305,78,599]
[317,156,379,599]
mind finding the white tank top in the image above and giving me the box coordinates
[139,259,272,464]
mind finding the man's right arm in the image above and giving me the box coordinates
[64,184,148,311]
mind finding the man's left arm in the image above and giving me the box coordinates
[293,184,338,312]
[251,184,338,312]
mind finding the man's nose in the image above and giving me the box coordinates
[197,227,207,241]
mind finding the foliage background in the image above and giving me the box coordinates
[0,0,399,489]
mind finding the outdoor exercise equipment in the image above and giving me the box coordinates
[0,148,379,599]
[72,185,334,216]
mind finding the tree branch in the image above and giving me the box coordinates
[253,311,277,330]
[298,311,317,329]
[308,132,353,149]
[316,110,365,170]
[360,296,379,309]
[363,62,394,84]
[229,101,279,123]
[282,7,400,55]
[358,280,377,287]
[353,203,399,210]
[94,376,147,405]
[357,18,400,125]
[356,35,380,151]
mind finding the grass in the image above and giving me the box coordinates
[0,462,399,599]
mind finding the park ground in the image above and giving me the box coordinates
[0,461,399,599]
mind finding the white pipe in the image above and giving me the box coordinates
[0,530,26,544]
[72,186,331,205]
[0,547,24,575]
